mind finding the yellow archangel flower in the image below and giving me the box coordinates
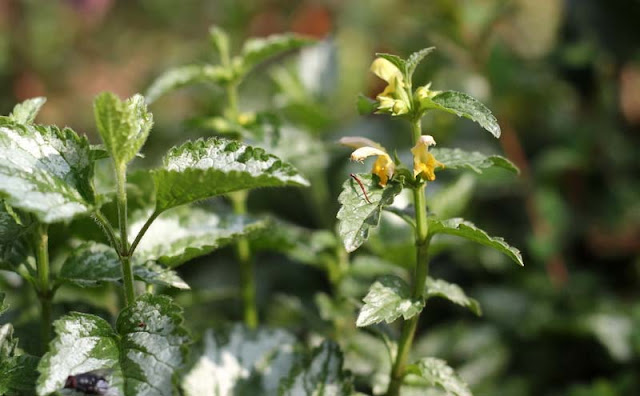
[411,135,444,181]
[340,137,395,186]
[370,58,409,116]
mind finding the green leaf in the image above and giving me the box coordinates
[209,26,230,60]
[337,174,403,252]
[93,92,153,166]
[428,218,524,266]
[0,203,32,273]
[9,97,47,124]
[407,357,472,396]
[183,325,299,396]
[356,94,378,115]
[425,277,482,316]
[279,341,353,396]
[59,242,189,289]
[37,294,190,396]
[130,206,267,267]
[145,65,231,104]
[0,324,39,396]
[152,137,309,212]
[375,53,406,75]
[425,90,501,138]
[0,293,6,316]
[356,275,424,327]
[406,47,436,78]
[0,122,96,223]
[241,34,315,73]
[431,148,518,174]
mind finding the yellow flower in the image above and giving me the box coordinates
[370,58,410,116]
[411,135,444,181]
[340,137,395,186]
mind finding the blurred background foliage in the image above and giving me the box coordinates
[1,0,639,395]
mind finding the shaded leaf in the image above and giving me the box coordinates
[356,275,424,327]
[429,174,475,219]
[425,277,482,316]
[407,357,472,396]
[0,122,96,223]
[424,91,501,138]
[279,341,353,396]
[241,34,315,73]
[0,203,32,273]
[337,174,403,252]
[93,92,153,166]
[37,294,189,396]
[0,324,39,396]
[183,325,299,396]
[406,47,436,78]
[145,65,231,104]
[152,137,309,212]
[9,97,47,124]
[0,293,6,316]
[431,148,518,174]
[356,94,378,115]
[428,218,523,266]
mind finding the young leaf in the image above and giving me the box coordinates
[375,53,406,75]
[405,47,436,79]
[182,325,299,396]
[356,275,424,327]
[130,206,267,267]
[9,97,47,124]
[0,122,96,223]
[430,148,518,174]
[59,242,189,289]
[209,26,230,60]
[37,294,190,396]
[279,341,353,396]
[240,34,315,73]
[428,218,524,266]
[337,174,402,252]
[425,277,482,316]
[152,137,309,212]
[406,357,472,396]
[93,92,153,166]
[0,324,39,396]
[145,65,231,104]
[423,90,501,138]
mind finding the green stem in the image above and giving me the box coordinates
[226,82,239,119]
[387,118,431,396]
[115,162,135,305]
[34,223,52,349]
[93,210,121,253]
[128,210,160,256]
[230,190,257,328]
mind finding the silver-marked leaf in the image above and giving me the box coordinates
[130,206,267,267]
[37,294,190,396]
[145,65,231,104]
[406,47,436,78]
[241,34,315,73]
[428,218,523,266]
[59,242,189,289]
[183,325,299,396]
[279,341,353,396]
[94,92,153,166]
[0,122,96,223]
[425,277,481,316]
[424,91,501,138]
[431,148,518,174]
[337,174,403,252]
[0,324,39,396]
[9,97,47,124]
[152,137,309,212]
[407,357,472,396]
[356,275,424,327]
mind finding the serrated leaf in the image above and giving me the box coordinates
[0,122,96,223]
[145,65,231,104]
[130,206,267,267]
[375,53,406,75]
[337,174,403,252]
[428,218,523,266]
[152,137,309,212]
[356,275,424,327]
[0,203,32,273]
[93,92,153,166]
[425,277,481,316]
[9,97,47,124]
[431,148,518,174]
[407,357,472,396]
[241,34,315,73]
[37,294,190,396]
[0,324,39,396]
[59,242,189,289]
[406,47,436,78]
[425,91,501,138]
[183,325,299,396]
[279,341,353,396]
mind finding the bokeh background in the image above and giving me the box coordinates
[1,0,639,395]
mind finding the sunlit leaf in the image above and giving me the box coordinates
[431,148,518,174]
[356,275,424,327]
[407,357,472,396]
[145,65,231,104]
[423,90,501,138]
[425,277,481,316]
[9,97,47,124]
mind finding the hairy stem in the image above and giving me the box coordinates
[115,162,135,305]
[128,210,160,256]
[387,118,431,396]
[93,210,121,254]
[34,223,52,349]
